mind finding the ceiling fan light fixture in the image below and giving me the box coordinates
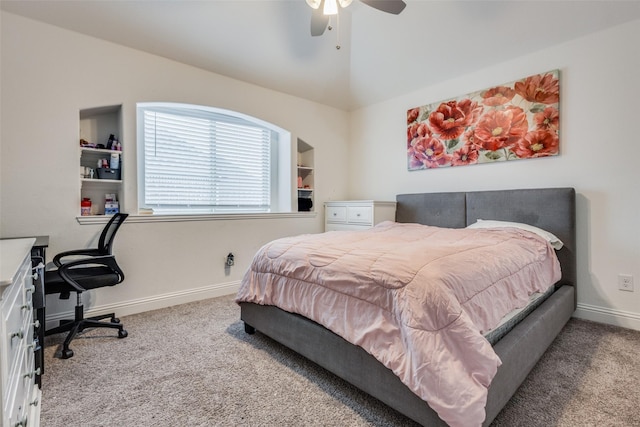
[323,0,338,15]
[305,0,321,9]
[338,0,353,7]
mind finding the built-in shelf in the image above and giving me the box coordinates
[81,178,122,184]
[297,139,315,212]
[79,105,123,216]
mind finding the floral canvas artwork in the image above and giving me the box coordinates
[407,70,560,170]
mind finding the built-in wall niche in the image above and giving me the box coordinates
[78,105,124,216]
[297,139,314,212]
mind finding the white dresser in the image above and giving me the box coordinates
[1,239,41,427]
[325,200,396,232]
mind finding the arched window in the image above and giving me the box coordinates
[137,103,291,214]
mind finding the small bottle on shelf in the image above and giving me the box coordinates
[81,198,92,216]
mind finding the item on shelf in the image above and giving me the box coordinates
[80,166,96,179]
[106,134,118,150]
[81,198,92,216]
[105,194,119,215]
[297,176,303,188]
[298,198,313,212]
[105,201,119,215]
[110,153,119,169]
[97,168,121,180]
[80,138,95,148]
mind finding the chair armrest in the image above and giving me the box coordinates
[57,255,125,293]
[53,248,102,267]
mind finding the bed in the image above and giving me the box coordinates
[237,187,576,426]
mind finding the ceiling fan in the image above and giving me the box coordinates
[306,0,407,37]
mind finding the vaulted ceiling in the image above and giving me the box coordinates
[2,0,640,111]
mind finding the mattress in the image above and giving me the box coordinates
[484,284,556,345]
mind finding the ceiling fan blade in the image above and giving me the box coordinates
[359,0,407,15]
[310,0,330,36]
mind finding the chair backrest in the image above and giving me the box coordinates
[98,213,129,255]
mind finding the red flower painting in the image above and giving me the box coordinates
[407,70,560,170]
[428,99,484,140]
[473,107,528,151]
[514,73,559,104]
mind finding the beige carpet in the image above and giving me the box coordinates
[41,295,640,426]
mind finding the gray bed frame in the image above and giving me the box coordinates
[240,187,576,426]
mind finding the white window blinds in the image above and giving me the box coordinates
[140,105,272,213]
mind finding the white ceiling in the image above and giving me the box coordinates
[2,0,640,111]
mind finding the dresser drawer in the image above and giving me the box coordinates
[6,354,28,427]
[2,281,28,392]
[347,206,373,224]
[8,332,37,427]
[326,205,347,223]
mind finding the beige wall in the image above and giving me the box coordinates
[348,20,640,330]
[0,12,350,320]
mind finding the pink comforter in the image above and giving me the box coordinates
[236,221,561,426]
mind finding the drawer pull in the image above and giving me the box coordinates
[15,417,28,427]
[23,367,41,379]
[356,213,361,217]
[11,330,24,340]
[31,263,44,280]
[28,338,40,352]
[21,303,32,311]
[32,319,40,329]
[31,397,40,407]
[333,212,337,216]
[25,284,36,293]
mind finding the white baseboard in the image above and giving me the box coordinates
[574,303,640,331]
[45,280,241,330]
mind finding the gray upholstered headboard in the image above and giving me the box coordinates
[396,188,576,288]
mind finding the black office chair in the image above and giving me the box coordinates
[45,213,129,358]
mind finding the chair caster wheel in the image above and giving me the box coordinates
[112,317,120,323]
[62,349,74,359]
[118,329,128,338]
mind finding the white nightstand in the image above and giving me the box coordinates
[324,200,396,232]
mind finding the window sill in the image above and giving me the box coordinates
[76,211,317,225]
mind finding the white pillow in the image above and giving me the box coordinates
[467,219,564,250]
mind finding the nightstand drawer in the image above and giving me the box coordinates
[326,206,347,223]
[347,206,373,224]
[324,201,396,232]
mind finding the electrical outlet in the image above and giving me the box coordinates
[618,274,634,292]
[226,252,235,267]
